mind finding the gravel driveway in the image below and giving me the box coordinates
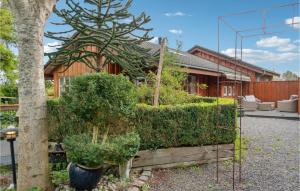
[150,117,300,191]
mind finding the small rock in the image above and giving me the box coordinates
[132,179,145,187]
[143,167,152,171]
[141,170,152,177]
[128,186,140,191]
[139,175,149,182]
[0,176,10,186]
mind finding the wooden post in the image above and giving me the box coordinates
[153,38,166,106]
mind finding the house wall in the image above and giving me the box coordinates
[189,49,277,94]
[52,62,120,97]
[187,74,250,97]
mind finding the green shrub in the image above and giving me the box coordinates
[0,82,18,98]
[60,73,137,143]
[63,134,108,168]
[47,99,85,142]
[63,132,140,167]
[107,132,140,163]
[135,101,236,150]
[0,110,18,129]
[51,170,69,187]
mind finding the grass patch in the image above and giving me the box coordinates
[0,165,13,174]
[234,129,249,161]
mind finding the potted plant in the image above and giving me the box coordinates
[58,73,138,190]
[63,132,140,189]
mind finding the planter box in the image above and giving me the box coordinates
[132,144,233,169]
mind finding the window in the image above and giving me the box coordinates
[59,76,72,96]
[223,86,228,96]
[223,85,236,97]
[228,86,232,96]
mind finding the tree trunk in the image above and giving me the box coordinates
[153,38,166,106]
[8,1,56,190]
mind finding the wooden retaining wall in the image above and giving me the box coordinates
[132,144,234,169]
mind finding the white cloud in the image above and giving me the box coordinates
[285,16,300,29]
[169,29,183,34]
[164,11,191,17]
[44,41,61,53]
[256,36,298,52]
[148,37,159,44]
[221,48,299,64]
[277,43,297,52]
[256,36,290,48]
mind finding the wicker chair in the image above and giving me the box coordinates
[241,95,261,111]
[277,95,298,113]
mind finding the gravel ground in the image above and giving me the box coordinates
[150,117,300,191]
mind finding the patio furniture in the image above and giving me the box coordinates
[258,102,275,111]
[277,95,298,113]
[241,95,261,111]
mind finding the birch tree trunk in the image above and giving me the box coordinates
[8,1,56,190]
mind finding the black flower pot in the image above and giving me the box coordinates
[68,163,103,191]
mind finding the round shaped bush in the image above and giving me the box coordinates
[60,73,137,140]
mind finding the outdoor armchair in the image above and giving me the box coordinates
[277,95,298,113]
[241,95,261,111]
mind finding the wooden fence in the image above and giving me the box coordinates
[253,80,300,111]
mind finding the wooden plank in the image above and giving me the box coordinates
[132,144,233,168]
[133,157,232,170]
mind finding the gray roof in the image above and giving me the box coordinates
[140,41,246,76]
[188,45,279,76]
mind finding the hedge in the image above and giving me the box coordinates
[0,110,18,129]
[135,101,236,150]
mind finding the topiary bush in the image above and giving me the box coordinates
[47,98,85,142]
[135,101,236,150]
[58,73,137,143]
[63,132,140,168]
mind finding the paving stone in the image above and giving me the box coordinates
[141,170,152,177]
[128,186,140,191]
[132,179,145,187]
[143,167,152,171]
[139,175,149,182]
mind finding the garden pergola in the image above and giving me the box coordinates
[215,2,299,189]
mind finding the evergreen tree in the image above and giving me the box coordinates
[45,0,155,77]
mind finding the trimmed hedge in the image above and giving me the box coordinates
[135,101,236,150]
[0,110,18,129]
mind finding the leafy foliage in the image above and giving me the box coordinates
[137,49,189,105]
[281,70,298,81]
[0,81,18,98]
[45,0,155,77]
[0,110,18,129]
[106,132,140,163]
[0,7,15,43]
[51,170,69,187]
[58,73,137,141]
[63,132,140,167]
[0,43,18,83]
[135,101,236,150]
[0,7,18,91]
[47,99,85,142]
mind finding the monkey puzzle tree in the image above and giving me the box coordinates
[45,0,155,77]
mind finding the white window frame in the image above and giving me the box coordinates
[223,86,228,96]
[59,76,72,96]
